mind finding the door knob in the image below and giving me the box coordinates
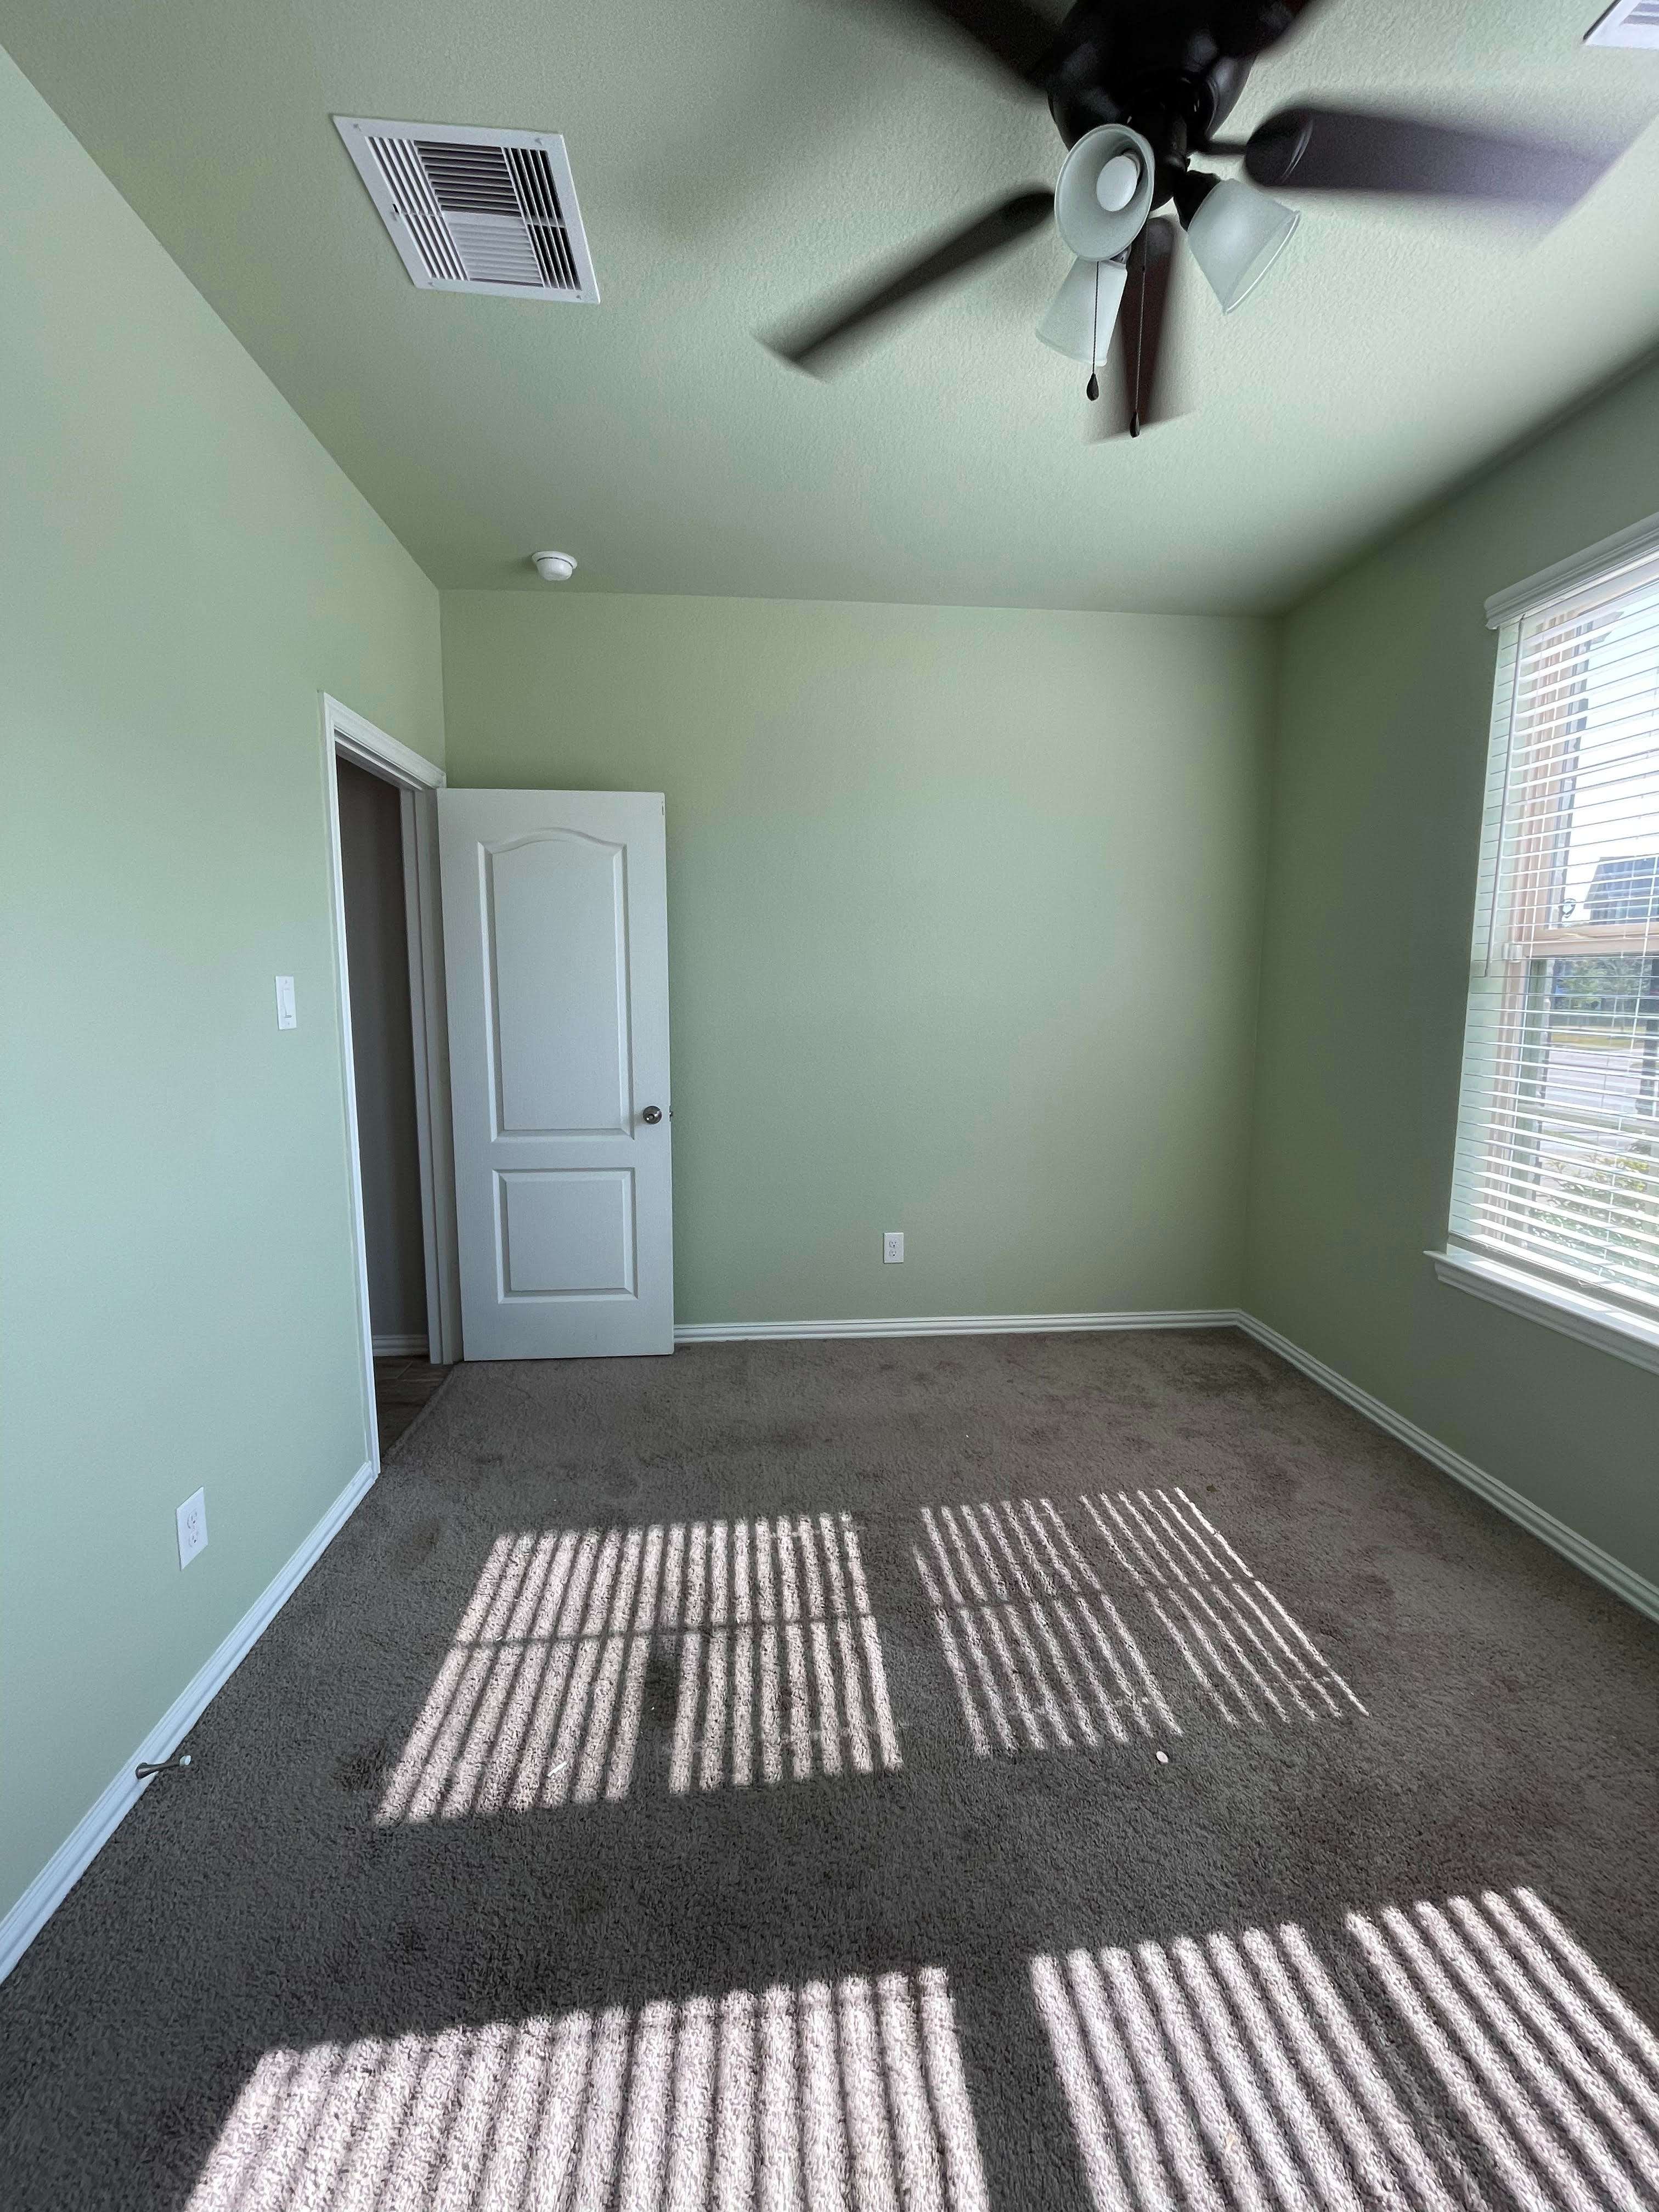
[641,1105,663,1124]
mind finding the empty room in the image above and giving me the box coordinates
[4,2,1659,2207]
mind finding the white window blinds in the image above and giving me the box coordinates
[1449,537,1659,1314]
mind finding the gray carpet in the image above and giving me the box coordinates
[3,1328,1658,2210]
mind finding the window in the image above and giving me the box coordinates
[1445,526,1659,1349]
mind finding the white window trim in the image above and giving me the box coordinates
[1429,1246,1659,1379]
[1444,513,1659,1371]
[1485,506,1659,629]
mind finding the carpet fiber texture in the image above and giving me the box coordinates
[3,1328,1657,2210]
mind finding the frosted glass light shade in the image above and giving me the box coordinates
[1036,257,1128,365]
[1185,177,1299,312]
[1054,127,1155,261]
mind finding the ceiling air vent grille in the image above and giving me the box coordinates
[1585,0,1659,46]
[334,119,600,302]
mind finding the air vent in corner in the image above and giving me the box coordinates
[1585,0,1659,46]
[334,118,600,301]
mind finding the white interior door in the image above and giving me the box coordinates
[439,790,672,1358]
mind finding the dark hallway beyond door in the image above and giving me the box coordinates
[337,756,427,1356]
[372,1354,452,1454]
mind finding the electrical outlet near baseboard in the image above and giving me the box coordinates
[177,1488,208,1569]
[883,1231,904,1263]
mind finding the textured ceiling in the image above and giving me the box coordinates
[6,0,1659,610]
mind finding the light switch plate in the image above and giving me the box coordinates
[275,975,297,1029]
[883,1231,904,1263]
[177,1488,208,1568]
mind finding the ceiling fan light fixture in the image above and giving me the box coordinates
[1054,126,1157,261]
[1036,255,1128,364]
[1178,173,1300,313]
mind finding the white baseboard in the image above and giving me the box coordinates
[372,1333,428,1357]
[1236,1311,1659,1627]
[674,1308,1238,1344]
[0,1458,376,1988]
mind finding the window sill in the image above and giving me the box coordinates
[1429,1249,1659,1380]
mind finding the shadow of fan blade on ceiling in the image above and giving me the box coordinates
[764,187,1053,375]
[1094,216,1178,442]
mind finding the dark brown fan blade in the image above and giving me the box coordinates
[767,188,1054,374]
[1244,104,1607,209]
[1113,216,1176,439]
[884,0,1070,84]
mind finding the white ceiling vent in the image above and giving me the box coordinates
[1585,0,1659,46]
[334,118,600,301]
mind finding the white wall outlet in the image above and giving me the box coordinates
[883,1231,904,1263]
[177,1487,208,1568]
[274,975,297,1029]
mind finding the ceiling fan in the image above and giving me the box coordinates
[768,0,1611,435]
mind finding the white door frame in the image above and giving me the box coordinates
[320,697,461,1466]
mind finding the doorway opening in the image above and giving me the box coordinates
[321,698,461,1465]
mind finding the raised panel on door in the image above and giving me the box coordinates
[485,832,630,1137]
[441,791,672,1359]
[496,1169,636,1297]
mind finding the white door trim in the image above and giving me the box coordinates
[320,699,461,1426]
[328,696,448,793]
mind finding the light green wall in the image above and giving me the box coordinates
[0,53,443,1926]
[442,592,1276,1327]
[1245,356,1659,1591]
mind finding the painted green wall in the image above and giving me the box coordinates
[0,53,443,1926]
[442,592,1276,1327]
[1245,357,1659,1591]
